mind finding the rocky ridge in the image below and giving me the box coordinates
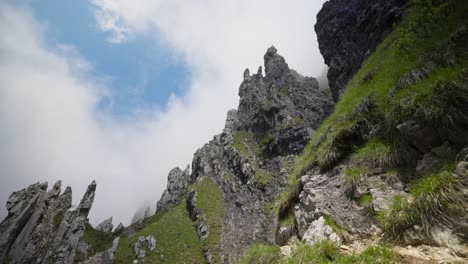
[0,180,119,264]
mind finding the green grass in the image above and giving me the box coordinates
[410,170,462,232]
[114,203,204,263]
[238,244,281,264]
[323,215,346,236]
[233,132,258,158]
[238,241,398,264]
[83,224,115,256]
[114,178,224,263]
[377,195,415,238]
[255,168,272,186]
[359,194,374,214]
[191,178,224,262]
[287,0,468,173]
[378,167,462,237]
[279,212,296,227]
[342,166,368,195]
[350,139,401,169]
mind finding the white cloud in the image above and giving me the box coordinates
[0,1,327,226]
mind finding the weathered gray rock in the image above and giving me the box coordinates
[96,216,113,233]
[315,0,409,100]
[302,216,342,246]
[196,219,210,241]
[133,236,156,262]
[416,153,442,175]
[0,180,108,263]
[156,166,191,212]
[84,237,120,264]
[295,170,372,239]
[113,222,124,235]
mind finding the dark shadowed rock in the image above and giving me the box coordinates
[315,0,409,100]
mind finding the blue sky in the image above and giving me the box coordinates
[31,0,190,117]
[0,0,327,225]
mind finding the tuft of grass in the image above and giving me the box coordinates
[83,224,115,256]
[359,194,374,214]
[287,240,339,264]
[238,244,281,264]
[378,167,462,238]
[342,166,368,196]
[350,139,401,169]
[255,168,272,186]
[323,215,346,236]
[377,195,415,238]
[338,245,399,264]
[410,170,462,233]
[279,212,296,227]
[233,132,259,158]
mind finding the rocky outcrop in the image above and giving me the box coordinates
[315,0,409,100]
[236,46,334,155]
[0,180,117,264]
[179,47,335,262]
[133,236,156,263]
[96,217,113,233]
[156,166,190,212]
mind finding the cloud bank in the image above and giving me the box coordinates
[0,0,327,225]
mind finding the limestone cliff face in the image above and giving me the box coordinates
[315,0,409,100]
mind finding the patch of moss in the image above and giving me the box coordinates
[278,87,288,95]
[53,210,65,230]
[255,169,272,186]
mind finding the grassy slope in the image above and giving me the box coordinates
[191,178,225,262]
[278,0,468,221]
[113,177,223,263]
[114,203,204,263]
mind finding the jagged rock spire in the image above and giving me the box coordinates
[264,45,290,77]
